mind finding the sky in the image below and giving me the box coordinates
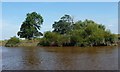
[1,2,118,40]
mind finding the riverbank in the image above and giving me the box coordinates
[18,39,39,47]
[1,39,119,47]
[0,40,7,46]
[0,39,40,47]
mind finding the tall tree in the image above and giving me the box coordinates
[17,12,43,39]
[52,14,73,34]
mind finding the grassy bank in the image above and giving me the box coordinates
[2,39,119,47]
[0,40,7,46]
[18,39,40,47]
[0,39,40,47]
[1,34,119,47]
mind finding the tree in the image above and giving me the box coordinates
[37,14,116,47]
[17,12,43,40]
[52,14,73,34]
[104,30,117,45]
[98,24,106,30]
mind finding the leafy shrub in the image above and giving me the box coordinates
[37,16,117,47]
[37,31,70,47]
[5,36,20,47]
[37,38,50,46]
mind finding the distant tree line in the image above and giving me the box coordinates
[5,12,118,47]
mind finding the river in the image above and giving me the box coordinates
[1,46,119,70]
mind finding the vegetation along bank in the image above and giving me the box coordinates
[4,12,118,47]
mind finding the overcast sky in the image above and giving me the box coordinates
[1,2,118,40]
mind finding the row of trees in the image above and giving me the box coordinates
[37,14,117,47]
[6,12,117,47]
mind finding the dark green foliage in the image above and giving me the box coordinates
[17,12,43,40]
[38,14,117,47]
[37,31,70,47]
[38,31,60,46]
[5,36,20,47]
[118,34,120,40]
[52,14,73,34]
[104,30,117,45]
[37,38,50,46]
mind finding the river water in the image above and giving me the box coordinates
[1,46,119,70]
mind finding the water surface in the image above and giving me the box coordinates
[2,46,118,70]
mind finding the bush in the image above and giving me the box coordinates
[37,19,117,47]
[37,38,50,46]
[37,31,70,47]
[5,36,20,47]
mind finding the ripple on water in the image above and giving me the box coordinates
[2,46,118,70]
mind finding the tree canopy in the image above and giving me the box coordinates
[52,14,73,34]
[17,12,43,40]
[38,14,117,47]
[5,13,117,47]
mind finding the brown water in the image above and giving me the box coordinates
[1,46,118,70]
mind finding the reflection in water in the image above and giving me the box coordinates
[2,46,118,70]
[21,47,41,68]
